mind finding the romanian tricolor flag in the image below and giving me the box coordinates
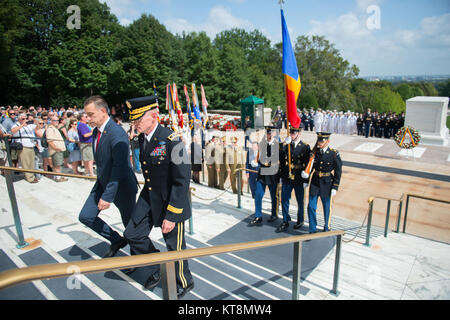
[281,9,301,128]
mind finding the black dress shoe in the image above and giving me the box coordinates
[178,281,194,299]
[103,238,127,258]
[249,217,262,226]
[275,222,289,233]
[293,222,304,229]
[144,272,161,290]
[268,215,278,222]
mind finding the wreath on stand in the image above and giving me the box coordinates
[394,126,421,149]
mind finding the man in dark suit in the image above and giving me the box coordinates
[78,95,138,258]
[277,127,310,233]
[123,95,194,299]
[302,132,342,233]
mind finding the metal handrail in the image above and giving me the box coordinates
[0,230,345,300]
[365,193,449,246]
[0,165,345,300]
[365,195,404,246]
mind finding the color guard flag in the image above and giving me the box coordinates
[184,84,194,129]
[191,83,202,121]
[172,83,184,128]
[281,9,301,128]
[200,84,209,128]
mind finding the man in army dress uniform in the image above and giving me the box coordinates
[205,136,218,188]
[276,127,311,233]
[123,95,194,298]
[302,132,342,233]
[217,136,229,190]
[249,126,280,226]
[228,136,245,194]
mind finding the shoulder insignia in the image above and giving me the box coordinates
[167,132,182,141]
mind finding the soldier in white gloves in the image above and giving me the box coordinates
[276,127,311,233]
[301,132,342,233]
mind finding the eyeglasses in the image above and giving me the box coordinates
[51,120,59,122]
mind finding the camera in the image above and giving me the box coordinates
[27,120,34,125]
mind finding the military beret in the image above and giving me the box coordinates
[125,95,159,121]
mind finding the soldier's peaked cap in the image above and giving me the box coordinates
[126,95,159,121]
[265,125,277,133]
[316,132,331,142]
[289,126,301,132]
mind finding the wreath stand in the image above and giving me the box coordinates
[395,126,421,161]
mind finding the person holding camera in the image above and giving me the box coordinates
[10,113,39,183]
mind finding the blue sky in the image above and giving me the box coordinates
[102,0,450,77]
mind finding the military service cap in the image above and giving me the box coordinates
[316,132,331,142]
[289,126,301,132]
[126,95,159,121]
[265,125,277,134]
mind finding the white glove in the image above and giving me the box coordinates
[284,136,292,144]
[331,189,337,197]
[303,183,308,189]
[301,170,309,179]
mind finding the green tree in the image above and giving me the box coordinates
[215,44,252,110]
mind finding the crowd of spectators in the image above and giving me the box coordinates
[0,105,124,183]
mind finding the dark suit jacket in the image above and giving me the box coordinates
[133,124,191,227]
[92,119,138,203]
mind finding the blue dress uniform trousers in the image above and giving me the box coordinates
[254,181,278,218]
[307,193,333,233]
[281,184,305,223]
[124,190,193,290]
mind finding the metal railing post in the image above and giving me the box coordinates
[331,234,342,296]
[292,241,302,300]
[4,169,29,249]
[364,198,374,247]
[384,200,391,238]
[161,262,178,300]
[403,195,410,233]
[396,200,403,233]
[237,169,242,209]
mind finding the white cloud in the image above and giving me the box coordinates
[165,5,253,38]
[305,0,450,76]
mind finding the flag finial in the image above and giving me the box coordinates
[279,0,285,8]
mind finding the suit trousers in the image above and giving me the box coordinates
[307,193,333,233]
[254,181,278,218]
[124,195,193,289]
[79,186,134,244]
[281,184,305,223]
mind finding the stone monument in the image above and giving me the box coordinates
[405,96,449,146]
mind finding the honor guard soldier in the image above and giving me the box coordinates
[228,136,245,194]
[205,135,218,188]
[363,109,372,138]
[249,126,280,226]
[276,127,311,233]
[123,95,194,298]
[302,132,342,233]
[217,136,229,190]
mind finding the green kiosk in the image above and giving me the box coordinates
[240,95,265,129]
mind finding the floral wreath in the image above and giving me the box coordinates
[394,126,421,149]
